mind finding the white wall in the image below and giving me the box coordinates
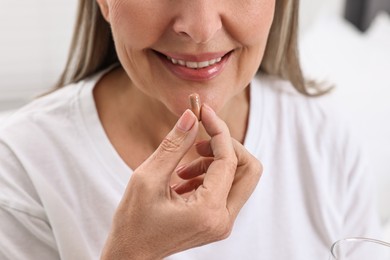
[299,0,345,34]
[0,0,77,110]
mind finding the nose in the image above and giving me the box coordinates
[172,1,222,44]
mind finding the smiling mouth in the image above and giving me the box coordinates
[153,50,233,81]
[153,50,232,70]
[165,55,223,69]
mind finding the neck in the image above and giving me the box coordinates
[94,67,250,166]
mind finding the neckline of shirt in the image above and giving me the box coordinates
[243,75,265,156]
[77,67,132,186]
[76,69,265,183]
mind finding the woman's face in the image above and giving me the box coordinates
[97,0,275,116]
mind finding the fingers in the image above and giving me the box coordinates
[196,104,237,202]
[195,140,213,157]
[226,139,262,218]
[173,175,204,195]
[191,134,262,218]
[176,157,213,180]
[137,109,199,186]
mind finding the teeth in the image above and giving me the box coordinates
[186,61,198,69]
[208,59,217,65]
[166,55,224,69]
[197,61,210,68]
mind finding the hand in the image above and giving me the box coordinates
[101,105,262,260]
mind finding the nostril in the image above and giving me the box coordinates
[172,12,222,44]
[177,31,191,38]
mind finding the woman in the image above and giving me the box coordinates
[0,0,381,259]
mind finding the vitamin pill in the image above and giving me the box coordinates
[189,93,201,121]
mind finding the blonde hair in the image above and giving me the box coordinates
[55,0,117,87]
[56,0,328,96]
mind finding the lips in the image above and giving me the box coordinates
[166,56,223,69]
[154,50,233,82]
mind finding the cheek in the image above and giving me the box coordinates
[232,1,275,79]
[107,0,172,94]
[231,1,275,46]
[108,1,170,49]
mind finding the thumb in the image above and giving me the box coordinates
[140,109,199,184]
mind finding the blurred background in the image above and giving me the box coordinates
[0,0,389,238]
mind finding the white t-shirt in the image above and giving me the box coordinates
[0,70,381,260]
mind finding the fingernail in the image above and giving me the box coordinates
[176,110,196,132]
[202,104,215,116]
[175,164,186,173]
[170,183,179,190]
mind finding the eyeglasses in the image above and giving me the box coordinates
[329,237,390,260]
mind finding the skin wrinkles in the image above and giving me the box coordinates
[100,0,275,117]
[95,0,275,166]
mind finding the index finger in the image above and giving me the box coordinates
[196,104,237,202]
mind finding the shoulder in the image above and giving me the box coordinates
[250,74,369,193]
[0,74,102,210]
[0,83,81,144]
[252,73,345,129]
[0,71,104,144]
[251,73,358,159]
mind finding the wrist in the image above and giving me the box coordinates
[101,239,165,260]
